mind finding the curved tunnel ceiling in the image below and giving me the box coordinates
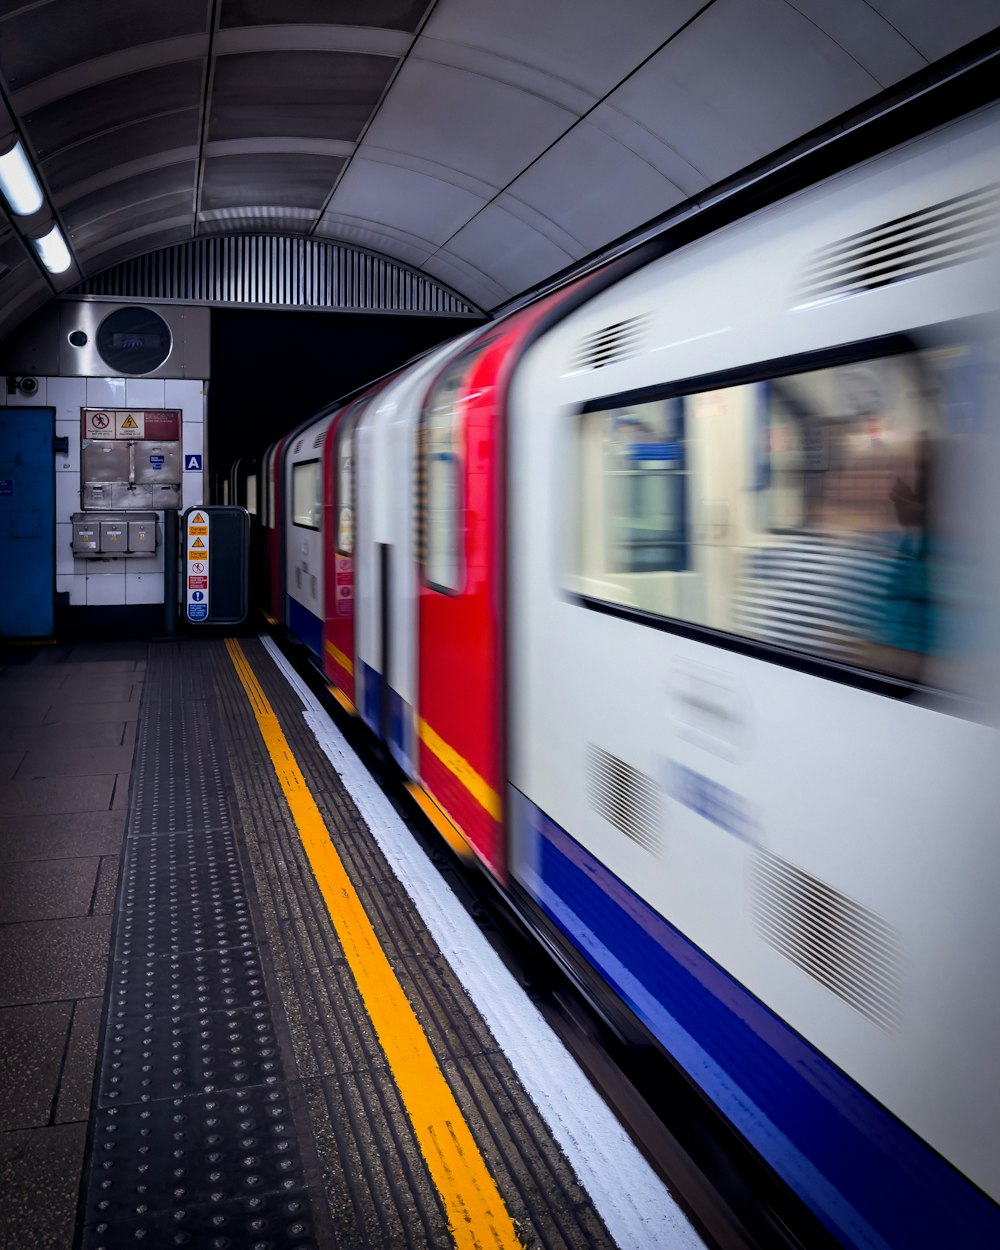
[0,0,997,339]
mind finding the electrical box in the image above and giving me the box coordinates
[71,511,157,559]
[99,521,127,553]
[80,409,182,511]
[127,519,155,552]
[71,517,99,554]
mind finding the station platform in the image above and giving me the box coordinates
[0,635,703,1250]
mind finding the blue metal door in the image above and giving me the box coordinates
[0,406,56,638]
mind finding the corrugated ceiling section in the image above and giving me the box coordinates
[69,234,480,315]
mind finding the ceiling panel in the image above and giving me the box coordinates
[41,113,202,198]
[61,164,197,231]
[501,121,687,254]
[868,0,1000,59]
[420,0,703,98]
[440,202,577,294]
[219,0,429,32]
[0,0,208,90]
[209,50,393,142]
[605,0,882,186]
[24,61,205,159]
[325,158,487,246]
[69,193,195,252]
[359,56,577,189]
[201,153,345,210]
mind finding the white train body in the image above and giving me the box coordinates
[507,103,1000,1245]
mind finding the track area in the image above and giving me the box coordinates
[76,635,705,1249]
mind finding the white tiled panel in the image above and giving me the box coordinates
[47,377,87,423]
[165,379,205,418]
[55,573,86,605]
[55,522,76,574]
[125,572,164,605]
[85,573,126,605]
[125,378,166,408]
[85,377,127,407]
[55,470,82,523]
[182,422,204,456]
[182,472,206,510]
[56,419,81,473]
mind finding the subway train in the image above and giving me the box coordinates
[254,101,1000,1250]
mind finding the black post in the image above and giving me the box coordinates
[163,507,178,636]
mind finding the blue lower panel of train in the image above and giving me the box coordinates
[511,790,1000,1250]
[288,597,323,659]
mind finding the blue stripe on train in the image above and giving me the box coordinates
[288,596,323,659]
[358,660,413,772]
[511,789,1000,1250]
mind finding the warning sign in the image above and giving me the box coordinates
[185,509,210,622]
[115,412,144,438]
[82,409,180,441]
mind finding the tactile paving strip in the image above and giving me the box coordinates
[77,642,325,1250]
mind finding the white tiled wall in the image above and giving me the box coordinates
[2,373,208,607]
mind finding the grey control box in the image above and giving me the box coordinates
[71,511,158,558]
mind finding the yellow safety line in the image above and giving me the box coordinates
[405,781,475,861]
[418,717,502,823]
[325,639,354,676]
[327,683,357,716]
[224,639,522,1250]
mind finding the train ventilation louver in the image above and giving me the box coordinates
[750,847,900,1031]
[313,431,324,449]
[587,745,660,853]
[573,315,650,370]
[797,183,1000,305]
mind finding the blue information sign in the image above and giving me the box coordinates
[187,603,208,621]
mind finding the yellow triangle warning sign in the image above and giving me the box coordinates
[192,512,205,523]
[192,537,206,548]
[120,414,139,429]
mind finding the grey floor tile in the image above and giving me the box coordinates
[55,998,103,1125]
[0,916,112,1006]
[0,774,115,815]
[0,859,101,923]
[42,701,140,724]
[92,857,119,915]
[0,1122,86,1250]
[0,1002,73,1131]
[14,746,135,780]
[0,703,51,727]
[0,721,127,752]
[48,681,139,704]
[0,751,24,782]
[0,811,124,861]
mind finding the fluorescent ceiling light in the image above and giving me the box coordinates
[0,140,44,216]
[32,224,72,274]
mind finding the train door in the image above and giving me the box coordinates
[284,416,332,659]
[322,402,361,709]
[416,341,506,878]
[0,406,56,637]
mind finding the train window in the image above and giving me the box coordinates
[570,345,965,683]
[419,355,467,593]
[292,459,321,529]
[335,415,356,555]
[246,474,257,516]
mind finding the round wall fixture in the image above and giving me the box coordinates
[68,329,88,347]
[96,307,171,374]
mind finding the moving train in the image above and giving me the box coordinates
[253,101,1000,1249]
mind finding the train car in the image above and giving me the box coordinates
[263,100,1000,1249]
[259,433,291,625]
[505,102,1000,1249]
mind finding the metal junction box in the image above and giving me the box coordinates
[71,511,157,558]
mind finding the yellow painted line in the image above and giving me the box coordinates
[325,639,354,676]
[418,717,502,823]
[224,639,522,1250]
[327,683,357,716]
[405,781,475,862]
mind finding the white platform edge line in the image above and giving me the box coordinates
[260,633,704,1250]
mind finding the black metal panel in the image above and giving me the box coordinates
[220,0,428,30]
[210,51,394,142]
